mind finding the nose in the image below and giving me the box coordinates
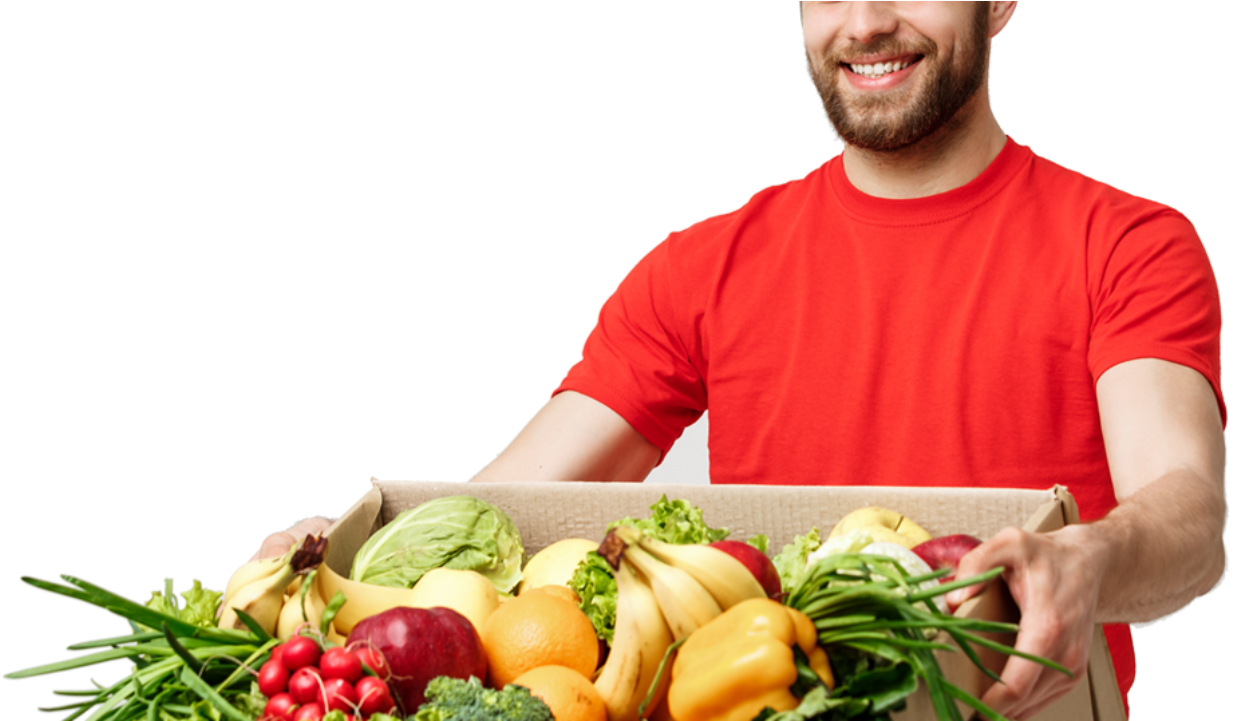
[841,2,899,46]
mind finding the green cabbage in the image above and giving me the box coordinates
[350,495,525,594]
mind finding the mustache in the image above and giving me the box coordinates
[819,36,936,66]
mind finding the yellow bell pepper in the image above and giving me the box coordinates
[667,598,833,721]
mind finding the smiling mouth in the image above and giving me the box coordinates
[843,55,924,79]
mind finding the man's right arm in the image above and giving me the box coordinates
[471,390,662,483]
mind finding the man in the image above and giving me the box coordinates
[260,3,1225,718]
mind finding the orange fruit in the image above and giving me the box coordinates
[511,665,607,721]
[480,590,599,687]
[527,584,582,605]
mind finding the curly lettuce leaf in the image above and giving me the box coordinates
[607,495,729,544]
[746,534,770,554]
[771,528,823,600]
[568,551,618,644]
[143,579,222,629]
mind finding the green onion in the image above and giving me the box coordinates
[782,553,1071,721]
[6,576,270,720]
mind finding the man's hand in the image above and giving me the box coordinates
[946,524,1111,719]
[250,516,335,560]
[944,359,1225,719]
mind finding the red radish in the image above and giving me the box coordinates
[356,675,397,716]
[258,660,290,697]
[349,644,390,679]
[291,702,324,721]
[319,647,363,683]
[288,667,323,706]
[281,635,321,671]
[269,643,286,667]
[710,540,783,600]
[263,692,299,721]
[321,677,359,713]
[911,534,983,583]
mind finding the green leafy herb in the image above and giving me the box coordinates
[607,495,729,545]
[568,551,619,644]
[747,534,771,554]
[7,575,275,721]
[781,553,1071,721]
[142,579,223,629]
[771,528,822,599]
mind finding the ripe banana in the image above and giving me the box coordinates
[633,534,766,610]
[613,528,722,641]
[593,562,674,721]
[276,574,327,640]
[223,549,294,603]
[315,562,499,635]
[219,563,297,634]
[219,535,327,634]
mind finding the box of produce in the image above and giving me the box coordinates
[8,480,1126,721]
[315,480,1125,721]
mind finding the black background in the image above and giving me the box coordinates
[7,2,1226,717]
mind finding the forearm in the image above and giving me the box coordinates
[471,391,661,483]
[1076,467,1226,624]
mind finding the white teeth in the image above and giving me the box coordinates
[849,60,908,78]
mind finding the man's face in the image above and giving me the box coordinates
[803,2,992,152]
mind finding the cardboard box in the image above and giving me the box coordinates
[324,480,1126,721]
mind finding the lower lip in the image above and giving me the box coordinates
[844,62,917,91]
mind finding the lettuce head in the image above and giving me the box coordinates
[350,495,525,594]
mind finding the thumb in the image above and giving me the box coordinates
[944,532,1010,609]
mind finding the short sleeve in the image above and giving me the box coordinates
[1088,206,1225,423]
[554,239,707,452]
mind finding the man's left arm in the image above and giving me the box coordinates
[947,357,1226,719]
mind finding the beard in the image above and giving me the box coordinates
[808,7,990,152]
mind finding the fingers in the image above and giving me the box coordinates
[955,527,1094,719]
[249,516,336,561]
[945,527,1023,609]
[982,655,1045,720]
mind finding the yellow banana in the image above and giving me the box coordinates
[219,535,327,634]
[593,562,674,721]
[315,562,499,635]
[219,563,297,634]
[614,528,722,641]
[634,534,766,610]
[276,575,327,640]
[223,550,293,604]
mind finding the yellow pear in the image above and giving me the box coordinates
[518,538,600,594]
[408,567,501,632]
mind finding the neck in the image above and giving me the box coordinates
[841,87,1006,200]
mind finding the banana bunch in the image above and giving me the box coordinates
[593,526,767,720]
[218,535,328,635]
[276,575,328,640]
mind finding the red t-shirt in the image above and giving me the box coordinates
[556,138,1223,706]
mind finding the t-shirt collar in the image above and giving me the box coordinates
[828,136,1032,225]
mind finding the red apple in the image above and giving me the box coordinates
[347,606,486,715]
[710,540,783,600]
[911,534,983,583]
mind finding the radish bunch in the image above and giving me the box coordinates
[260,635,397,721]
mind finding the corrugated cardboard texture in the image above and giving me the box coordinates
[324,480,1121,721]
[369,480,1060,555]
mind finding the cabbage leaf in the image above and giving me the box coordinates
[350,495,525,594]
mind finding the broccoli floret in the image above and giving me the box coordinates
[413,676,554,721]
